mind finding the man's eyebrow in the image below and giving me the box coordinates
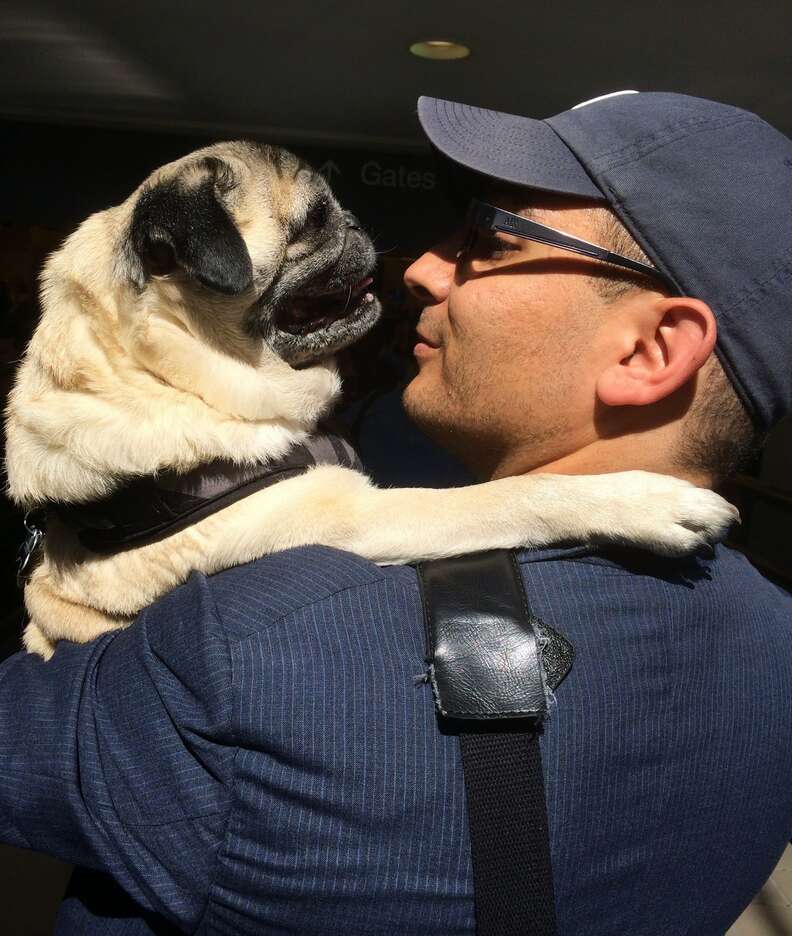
[493,203,539,223]
[480,186,538,220]
[510,204,538,220]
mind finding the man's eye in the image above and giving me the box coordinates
[475,234,519,258]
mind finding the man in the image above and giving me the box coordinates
[2,91,792,935]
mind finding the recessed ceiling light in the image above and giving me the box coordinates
[409,40,470,61]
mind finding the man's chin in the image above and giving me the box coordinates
[402,381,462,454]
[400,377,430,431]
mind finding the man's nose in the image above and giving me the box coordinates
[403,235,459,305]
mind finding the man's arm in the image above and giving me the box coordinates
[0,574,235,932]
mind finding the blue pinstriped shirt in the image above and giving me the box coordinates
[0,544,791,934]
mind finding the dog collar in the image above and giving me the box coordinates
[44,428,362,556]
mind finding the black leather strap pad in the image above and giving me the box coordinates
[417,548,572,935]
[417,550,574,721]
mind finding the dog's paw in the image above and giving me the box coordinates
[592,472,740,557]
[300,361,343,422]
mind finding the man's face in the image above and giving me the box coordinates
[402,191,618,478]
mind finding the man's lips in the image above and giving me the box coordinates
[414,327,441,357]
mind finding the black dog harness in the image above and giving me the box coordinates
[24,429,361,559]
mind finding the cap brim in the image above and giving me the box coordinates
[417,96,605,201]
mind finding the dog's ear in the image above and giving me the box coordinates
[130,157,253,296]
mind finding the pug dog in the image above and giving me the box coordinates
[4,141,737,659]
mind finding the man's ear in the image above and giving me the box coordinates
[596,297,717,407]
[129,157,253,296]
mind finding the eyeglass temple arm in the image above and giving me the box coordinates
[476,203,671,285]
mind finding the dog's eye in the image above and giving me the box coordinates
[141,235,177,276]
[306,197,329,229]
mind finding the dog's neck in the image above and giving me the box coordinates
[5,215,343,507]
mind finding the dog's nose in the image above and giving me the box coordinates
[343,210,362,231]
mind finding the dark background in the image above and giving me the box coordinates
[1,1,792,932]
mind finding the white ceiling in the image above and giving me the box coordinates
[1,0,791,150]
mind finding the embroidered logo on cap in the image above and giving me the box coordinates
[572,90,640,110]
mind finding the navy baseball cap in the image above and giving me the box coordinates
[418,91,792,430]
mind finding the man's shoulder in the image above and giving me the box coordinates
[520,542,791,592]
[516,543,792,646]
[200,543,686,638]
[200,545,420,641]
[149,541,790,649]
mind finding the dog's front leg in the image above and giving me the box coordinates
[321,468,739,564]
[22,466,738,657]
[174,465,737,566]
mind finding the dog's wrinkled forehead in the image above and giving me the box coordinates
[154,141,337,234]
[127,140,343,297]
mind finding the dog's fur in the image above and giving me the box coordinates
[4,141,737,659]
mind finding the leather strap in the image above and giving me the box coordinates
[417,549,574,936]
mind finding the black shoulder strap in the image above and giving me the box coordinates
[417,549,574,936]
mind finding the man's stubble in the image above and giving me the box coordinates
[403,346,569,479]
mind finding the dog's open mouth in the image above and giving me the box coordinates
[264,270,382,366]
[275,277,375,336]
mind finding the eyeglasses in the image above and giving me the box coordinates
[461,199,676,291]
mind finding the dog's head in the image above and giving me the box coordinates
[5,142,385,505]
[123,141,381,366]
